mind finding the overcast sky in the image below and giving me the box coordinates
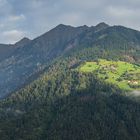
[0,0,140,44]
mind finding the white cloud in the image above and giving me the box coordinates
[63,0,102,10]
[2,30,25,44]
[0,24,4,28]
[0,0,8,7]
[107,6,139,18]
[0,0,140,44]
[8,14,26,22]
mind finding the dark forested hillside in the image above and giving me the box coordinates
[0,58,140,140]
[0,23,140,140]
[0,23,140,98]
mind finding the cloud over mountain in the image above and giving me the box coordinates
[0,0,140,43]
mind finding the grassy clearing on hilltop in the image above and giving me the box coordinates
[78,59,140,91]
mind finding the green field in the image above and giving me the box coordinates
[78,59,140,91]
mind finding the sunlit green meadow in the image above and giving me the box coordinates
[78,59,140,91]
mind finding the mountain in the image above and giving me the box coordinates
[14,37,31,48]
[0,23,140,98]
[0,57,140,140]
[94,22,110,32]
[0,44,14,61]
[0,37,31,62]
[0,23,140,139]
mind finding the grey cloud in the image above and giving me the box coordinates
[0,0,140,43]
[2,30,25,43]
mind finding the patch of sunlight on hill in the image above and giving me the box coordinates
[77,59,140,91]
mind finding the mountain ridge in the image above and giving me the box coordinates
[0,22,140,98]
[1,22,140,46]
[0,22,140,140]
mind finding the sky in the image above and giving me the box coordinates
[0,0,140,44]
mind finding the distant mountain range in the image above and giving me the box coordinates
[0,22,140,98]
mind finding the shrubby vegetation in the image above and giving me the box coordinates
[0,56,140,140]
[0,24,140,139]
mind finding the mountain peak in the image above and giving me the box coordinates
[57,24,67,27]
[95,22,109,31]
[15,37,31,47]
[56,24,72,29]
[96,22,109,27]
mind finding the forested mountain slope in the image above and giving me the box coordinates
[0,23,140,98]
[0,23,140,139]
[0,58,140,140]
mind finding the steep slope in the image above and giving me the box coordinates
[0,23,140,98]
[0,24,89,98]
[14,37,31,48]
[0,38,31,62]
[0,58,140,140]
[0,44,14,61]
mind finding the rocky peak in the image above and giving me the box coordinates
[95,22,110,32]
[15,37,31,47]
